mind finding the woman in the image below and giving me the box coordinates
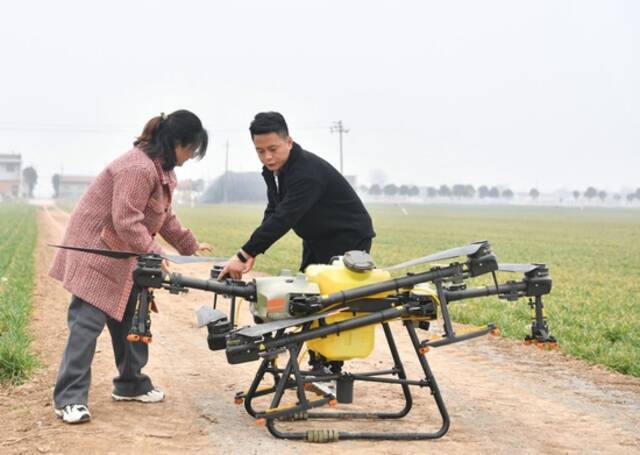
[49,109,212,424]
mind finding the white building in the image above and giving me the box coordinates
[58,175,94,199]
[0,154,22,199]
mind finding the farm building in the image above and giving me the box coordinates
[58,175,94,199]
[0,154,22,199]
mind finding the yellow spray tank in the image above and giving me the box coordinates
[304,251,393,361]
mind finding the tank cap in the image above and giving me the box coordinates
[343,250,376,273]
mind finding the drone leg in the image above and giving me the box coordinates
[241,357,279,416]
[404,320,450,437]
[127,288,152,343]
[526,296,557,347]
[435,280,456,338]
[238,329,291,416]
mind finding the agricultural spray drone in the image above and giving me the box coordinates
[52,241,555,442]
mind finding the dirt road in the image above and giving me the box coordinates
[1,205,639,454]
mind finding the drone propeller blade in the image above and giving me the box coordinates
[165,254,229,265]
[49,244,142,259]
[383,242,487,271]
[498,263,544,273]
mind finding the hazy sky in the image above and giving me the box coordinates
[1,0,638,196]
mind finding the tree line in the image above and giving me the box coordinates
[360,184,515,199]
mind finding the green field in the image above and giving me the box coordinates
[0,204,38,384]
[173,204,640,377]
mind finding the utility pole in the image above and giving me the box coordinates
[330,120,349,174]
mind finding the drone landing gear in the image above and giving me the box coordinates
[128,288,153,344]
[525,295,557,349]
[235,321,449,442]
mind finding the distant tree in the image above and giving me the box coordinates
[438,184,451,198]
[478,185,490,199]
[383,183,398,196]
[408,185,420,197]
[636,188,640,199]
[501,189,514,199]
[584,186,597,200]
[464,184,476,198]
[369,184,382,196]
[358,184,369,194]
[22,166,38,198]
[452,184,466,198]
[627,193,635,202]
[597,190,607,201]
[398,184,410,196]
[52,174,61,198]
[613,194,622,201]
[572,190,580,200]
[489,187,500,198]
[426,186,438,198]
[529,188,540,200]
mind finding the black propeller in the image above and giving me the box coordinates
[383,241,489,271]
[498,263,545,274]
[49,244,228,264]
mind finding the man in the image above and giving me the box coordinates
[221,112,375,279]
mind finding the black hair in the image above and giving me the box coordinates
[134,109,208,170]
[249,111,289,139]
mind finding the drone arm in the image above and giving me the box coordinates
[445,271,552,302]
[306,264,465,312]
[164,273,257,301]
[445,281,528,302]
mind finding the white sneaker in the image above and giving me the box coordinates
[54,404,91,424]
[112,388,165,403]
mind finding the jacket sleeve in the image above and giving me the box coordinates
[242,175,325,256]
[261,187,276,224]
[111,166,164,254]
[159,207,199,255]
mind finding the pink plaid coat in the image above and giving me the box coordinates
[49,147,199,321]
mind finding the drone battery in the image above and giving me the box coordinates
[336,376,354,404]
[207,319,231,350]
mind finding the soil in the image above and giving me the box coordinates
[1,203,639,454]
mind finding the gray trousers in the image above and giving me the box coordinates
[53,287,153,408]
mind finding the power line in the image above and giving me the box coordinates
[0,123,335,134]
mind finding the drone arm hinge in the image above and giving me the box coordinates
[163,273,190,295]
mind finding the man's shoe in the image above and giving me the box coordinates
[112,388,165,403]
[54,404,91,424]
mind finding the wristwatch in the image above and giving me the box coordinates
[236,251,248,263]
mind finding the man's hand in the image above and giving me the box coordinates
[161,259,170,274]
[195,242,214,255]
[219,250,255,280]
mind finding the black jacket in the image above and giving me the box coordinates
[242,143,375,257]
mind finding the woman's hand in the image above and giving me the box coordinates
[195,242,213,256]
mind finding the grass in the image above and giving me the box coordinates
[174,204,640,377]
[0,203,38,384]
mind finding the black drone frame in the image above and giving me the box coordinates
[50,242,554,442]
